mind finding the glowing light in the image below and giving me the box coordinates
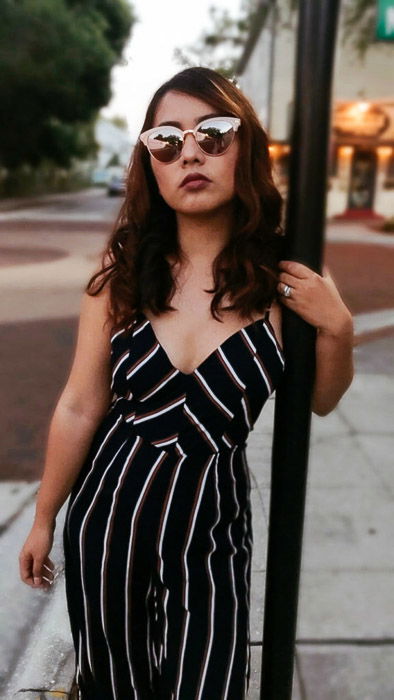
[356,101,370,113]
[377,146,393,158]
[339,146,354,157]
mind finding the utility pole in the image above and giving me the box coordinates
[260,1,341,697]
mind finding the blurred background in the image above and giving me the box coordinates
[0,0,393,698]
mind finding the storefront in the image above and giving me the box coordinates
[268,101,394,219]
[329,100,394,218]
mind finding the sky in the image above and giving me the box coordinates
[101,0,243,143]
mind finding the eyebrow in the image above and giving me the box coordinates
[157,112,221,128]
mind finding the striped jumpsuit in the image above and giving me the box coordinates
[63,309,285,699]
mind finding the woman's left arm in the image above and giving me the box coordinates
[278,260,354,417]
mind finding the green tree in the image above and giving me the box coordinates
[0,0,135,168]
[108,116,129,130]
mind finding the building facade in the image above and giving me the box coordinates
[237,1,394,219]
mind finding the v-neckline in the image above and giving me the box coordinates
[139,310,267,377]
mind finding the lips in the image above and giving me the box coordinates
[180,173,211,187]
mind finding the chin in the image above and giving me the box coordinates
[174,196,234,217]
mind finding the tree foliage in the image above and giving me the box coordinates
[341,0,379,55]
[0,0,135,168]
[283,0,378,55]
[108,116,129,130]
[175,0,380,77]
[174,0,255,78]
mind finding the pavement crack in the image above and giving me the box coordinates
[0,487,39,537]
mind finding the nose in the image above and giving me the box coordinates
[181,131,205,163]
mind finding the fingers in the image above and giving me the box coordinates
[19,550,56,590]
[34,557,56,589]
[279,260,313,279]
[277,271,298,302]
[277,282,296,304]
[19,550,34,586]
[32,556,46,587]
[277,261,324,304]
[276,258,351,332]
[278,272,296,288]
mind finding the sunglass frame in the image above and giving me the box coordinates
[139,116,241,162]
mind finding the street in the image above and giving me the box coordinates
[1,188,393,699]
[0,188,393,483]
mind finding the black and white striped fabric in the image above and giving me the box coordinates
[63,309,285,699]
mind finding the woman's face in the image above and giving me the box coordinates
[148,90,239,216]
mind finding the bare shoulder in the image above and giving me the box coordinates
[79,281,112,333]
[60,278,114,419]
[76,274,115,365]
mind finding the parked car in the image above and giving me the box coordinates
[107,174,126,196]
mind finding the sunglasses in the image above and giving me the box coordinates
[139,116,241,164]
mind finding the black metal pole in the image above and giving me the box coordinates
[260,1,341,698]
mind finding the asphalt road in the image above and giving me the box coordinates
[0,188,393,481]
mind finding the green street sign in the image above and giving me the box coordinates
[376,0,394,40]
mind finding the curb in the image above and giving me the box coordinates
[3,504,76,700]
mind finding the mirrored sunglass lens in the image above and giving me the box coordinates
[197,120,234,155]
[148,128,182,162]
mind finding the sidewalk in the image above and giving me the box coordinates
[247,340,394,698]
[2,341,393,699]
[326,219,394,246]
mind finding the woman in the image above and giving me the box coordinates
[19,67,353,699]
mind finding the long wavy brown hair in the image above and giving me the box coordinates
[87,66,284,336]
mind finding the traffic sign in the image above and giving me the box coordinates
[376,0,394,40]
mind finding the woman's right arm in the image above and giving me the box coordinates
[19,283,113,588]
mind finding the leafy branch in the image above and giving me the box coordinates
[174,0,381,78]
